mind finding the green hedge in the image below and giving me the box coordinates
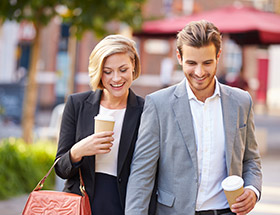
[0,138,57,200]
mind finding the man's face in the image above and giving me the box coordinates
[177,43,220,101]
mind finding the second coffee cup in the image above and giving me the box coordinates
[221,175,244,210]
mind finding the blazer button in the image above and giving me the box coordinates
[118,178,122,183]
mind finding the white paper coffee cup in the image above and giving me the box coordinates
[222,175,244,209]
[94,114,115,133]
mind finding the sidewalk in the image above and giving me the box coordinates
[0,194,29,215]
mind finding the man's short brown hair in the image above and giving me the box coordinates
[177,20,222,58]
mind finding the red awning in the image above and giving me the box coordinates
[141,5,280,44]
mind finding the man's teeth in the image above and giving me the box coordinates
[112,83,124,87]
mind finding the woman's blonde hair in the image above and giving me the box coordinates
[88,34,141,91]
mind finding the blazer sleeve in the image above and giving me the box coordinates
[242,93,262,194]
[125,95,160,215]
[55,95,80,179]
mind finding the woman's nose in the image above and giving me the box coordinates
[112,71,121,81]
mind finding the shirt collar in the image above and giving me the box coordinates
[185,76,221,101]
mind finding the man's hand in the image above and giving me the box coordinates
[231,188,257,215]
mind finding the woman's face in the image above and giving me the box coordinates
[101,53,134,100]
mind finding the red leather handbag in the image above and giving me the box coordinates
[22,158,91,215]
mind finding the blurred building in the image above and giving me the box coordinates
[132,0,280,114]
[0,0,280,123]
[0,18,95,120]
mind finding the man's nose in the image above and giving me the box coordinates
[194,65,204,77]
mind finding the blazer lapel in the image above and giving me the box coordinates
[82,90,102,136]
[117,89,142,175]
[172,79,198,173]
[82,90,102,174]
[220,84,238,175]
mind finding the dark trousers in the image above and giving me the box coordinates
[92,173,123,215]
[195,208,235,215]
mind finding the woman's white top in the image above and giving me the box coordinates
[95,105,126,177]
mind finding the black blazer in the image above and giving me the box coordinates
[55,89,148,213]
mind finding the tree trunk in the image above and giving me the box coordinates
[66,26,77,101]
[22,23,42,143]
[0,19,3,38]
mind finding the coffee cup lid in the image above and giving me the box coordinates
[222,175,244,191]
[94,114,115,122]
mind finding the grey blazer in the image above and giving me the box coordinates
[125,79,262,215]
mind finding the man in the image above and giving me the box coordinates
[125,20,262,215]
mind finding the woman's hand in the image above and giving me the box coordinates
[70,131,114,163]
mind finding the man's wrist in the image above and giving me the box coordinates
[245,185,260,201]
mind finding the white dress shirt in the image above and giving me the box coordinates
[186,78,228,210]
[186,78,260,210]
[95,105,126,176]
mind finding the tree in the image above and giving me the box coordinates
[0,0,145,143]
[0,0,62,143]
[61,0,144,38]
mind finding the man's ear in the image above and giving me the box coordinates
[217,49,222,62]
[176,49,182,65]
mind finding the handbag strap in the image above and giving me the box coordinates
[33,157,87,196]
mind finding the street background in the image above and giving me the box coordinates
[1,0,280,214]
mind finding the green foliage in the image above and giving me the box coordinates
[0,0,61,26]
[0,0,146,39]
[0,138,57,200]
[61,0,146,38]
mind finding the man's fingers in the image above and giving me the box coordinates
[236,190,248,202]
[232,189,256,214]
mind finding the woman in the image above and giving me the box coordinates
[55,35,149,214]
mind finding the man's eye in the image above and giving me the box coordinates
[204,61,212,65]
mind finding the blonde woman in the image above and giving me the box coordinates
[55,35,155,215]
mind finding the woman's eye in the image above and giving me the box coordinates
[103,71,111,74]
[120,68,127,72]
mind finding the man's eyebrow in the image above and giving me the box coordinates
[204,59,214,62]
[185,60,196,63]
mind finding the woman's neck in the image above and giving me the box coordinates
[100,90,128,109]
